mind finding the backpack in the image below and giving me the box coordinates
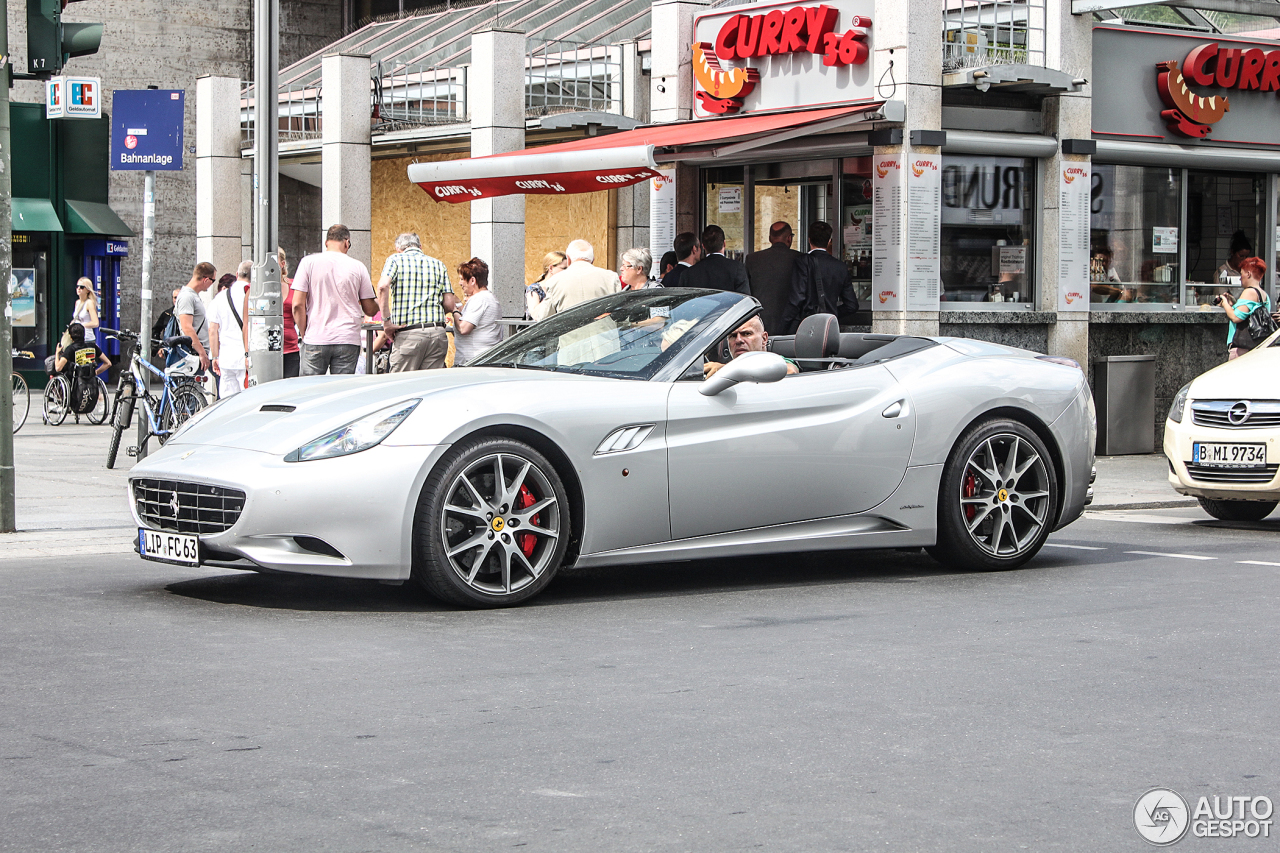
[67,345,100,414]
[163,311,195,367]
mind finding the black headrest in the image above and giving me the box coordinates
[794,314,840,361]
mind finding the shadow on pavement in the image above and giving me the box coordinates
[164,547,1090,612]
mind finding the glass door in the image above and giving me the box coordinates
[1184,170,1265,307]
[702,166,747,260]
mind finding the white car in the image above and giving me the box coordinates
[1164,331,1280,520]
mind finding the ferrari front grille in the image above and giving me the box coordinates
[1184,463,1279,484]
[134,478,246,535]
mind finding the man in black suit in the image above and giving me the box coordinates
[682,225,750,295]
[780,221,859,334]
[661,232,702,287]
[745,221,802,334]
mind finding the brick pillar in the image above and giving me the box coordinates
[195,76,244,278]
[322,52,373,269]
[650,0,708,124]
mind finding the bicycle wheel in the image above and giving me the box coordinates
[106,377,136,469]
[43,376,69,426]
[11,373,29,433]
[87,378,109,425]
[159,383,206,443]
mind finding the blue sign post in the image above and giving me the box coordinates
[111,89,184,458]
[110,89,184,171]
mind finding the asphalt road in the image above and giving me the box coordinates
[2,508,1278,852]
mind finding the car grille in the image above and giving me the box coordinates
[134,479,245,534]
[1184,463,1280,484]
[1191,400,1280,429]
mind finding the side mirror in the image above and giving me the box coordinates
[698,351,790,396]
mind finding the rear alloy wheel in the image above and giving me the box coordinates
[929,419,1059,571]
[1197,497,1278,522]
[413,437,570,608]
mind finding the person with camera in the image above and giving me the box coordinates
[1215,256,1273,360]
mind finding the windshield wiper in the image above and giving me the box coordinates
[478,361,555,371]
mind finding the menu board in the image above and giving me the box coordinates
[905,156,941,311]
[648,168,676,273]
[1058,163,1091,311]
[871,157,903,311]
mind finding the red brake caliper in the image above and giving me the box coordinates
[963,472,978,521]
[517,484,538,558]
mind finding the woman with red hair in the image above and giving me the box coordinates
[1216,256,1272,359]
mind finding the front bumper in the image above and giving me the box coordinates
[1163,417,1280,501]
[127,442,447,579]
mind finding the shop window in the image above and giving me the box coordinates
[940,156,1035,304]
[702,166,746,260]
[1090,165,1181,305]
[1184,169,1264,307]
[841,158,873,308]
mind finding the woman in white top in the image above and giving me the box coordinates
[451,257,503,367]
[72,278,99,342]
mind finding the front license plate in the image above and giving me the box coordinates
[138,528,201,565]
[1192,442,1267,468]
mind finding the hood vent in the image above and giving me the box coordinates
[260,404,296,413]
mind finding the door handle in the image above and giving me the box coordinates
[881,400,906,418]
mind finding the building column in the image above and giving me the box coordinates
[650,0,708,124]
[322,52,372,270]
[195,76,244,277]
[470,29,527,317]
[615,39,649,263]
[870,0,942,338]
[1042,6,1093,370]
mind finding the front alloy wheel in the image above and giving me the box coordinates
[414,437,569,608]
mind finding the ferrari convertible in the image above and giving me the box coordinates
[128,288,1095,607]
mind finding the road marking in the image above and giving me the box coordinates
[1237,560,1280,567]
[1044,543,1106,550]
[1084,511,1204,525]
[1125,550,1216,561]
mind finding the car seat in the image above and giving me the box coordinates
[793,313,840,371]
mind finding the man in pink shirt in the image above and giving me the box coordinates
[291,224,378,375]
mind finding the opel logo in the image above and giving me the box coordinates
[1228,401,1251,425]
[169,491,181,516]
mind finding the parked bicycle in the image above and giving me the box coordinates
[101,328,208,469]
[10,351,33,434]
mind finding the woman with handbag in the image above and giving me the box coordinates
[1216,256,1275,360]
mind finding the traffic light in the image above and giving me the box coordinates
[26,0,103,77]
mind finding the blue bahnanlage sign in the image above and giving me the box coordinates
[111,89,185,171]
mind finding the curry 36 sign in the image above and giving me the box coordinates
[692,0,875,117]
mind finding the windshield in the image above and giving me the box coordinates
[471,289,747,380]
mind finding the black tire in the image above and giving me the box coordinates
[43,376,69,426]
[86,378,110,425]
[106,379,136,469]
[159,383,206,443]
[412,436,571,608]
[1197,497,1278,521]
[11,373,29,433]
[928,418,1060,572]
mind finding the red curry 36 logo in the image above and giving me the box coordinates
[1151,42,1280,137]
[693,4,871,114]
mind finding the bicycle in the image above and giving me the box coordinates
[101,328,208,469]
[11,351,33,433]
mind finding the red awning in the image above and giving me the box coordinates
[408,103,886,203]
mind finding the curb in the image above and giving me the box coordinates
[1086,499,1199,511]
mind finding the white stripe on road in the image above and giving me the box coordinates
[1085,512,1205,525]
[1126,550,1216,561]
[1044,543,1106,551]
[1237,560,1280,567]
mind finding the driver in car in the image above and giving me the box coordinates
[703,316,799,378]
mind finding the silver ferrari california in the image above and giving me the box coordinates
[128,288,1095,607]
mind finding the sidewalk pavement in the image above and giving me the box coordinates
[1,419,1190,555]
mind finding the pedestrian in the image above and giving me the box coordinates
[376,232,452,372]
[526,250,569,319]
[530,239,621,320]
[151,288,180,359]
[53,322,112,416]
[681,225,750,295]
[1218,256,1272,360]
[279,247,301,378]
[661,232,702,287]
[209,261,251,398]
[71,278,100,343]
[176,262,217,374]
[291,224,378,376]
[745,221,802,334]
[450,258,504,367]
[659,250,678,280]
[619,248,660,290]
[781,221,859,334]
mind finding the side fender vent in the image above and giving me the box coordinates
[594,424,656,455]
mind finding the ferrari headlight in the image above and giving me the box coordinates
[285,399,420,462]
[1168,383,1191,424]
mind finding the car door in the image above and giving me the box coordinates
[664,365,915,540]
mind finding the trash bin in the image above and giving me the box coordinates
[1093,355,1155,455]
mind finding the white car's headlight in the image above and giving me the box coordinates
[285,399,420,462]
[1168,383,1191,424]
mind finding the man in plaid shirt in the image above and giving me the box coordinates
[376,232,455,371]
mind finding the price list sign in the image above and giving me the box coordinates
[871,156,903,311]
[905,156,941,311]
[1058,164,1091,311]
